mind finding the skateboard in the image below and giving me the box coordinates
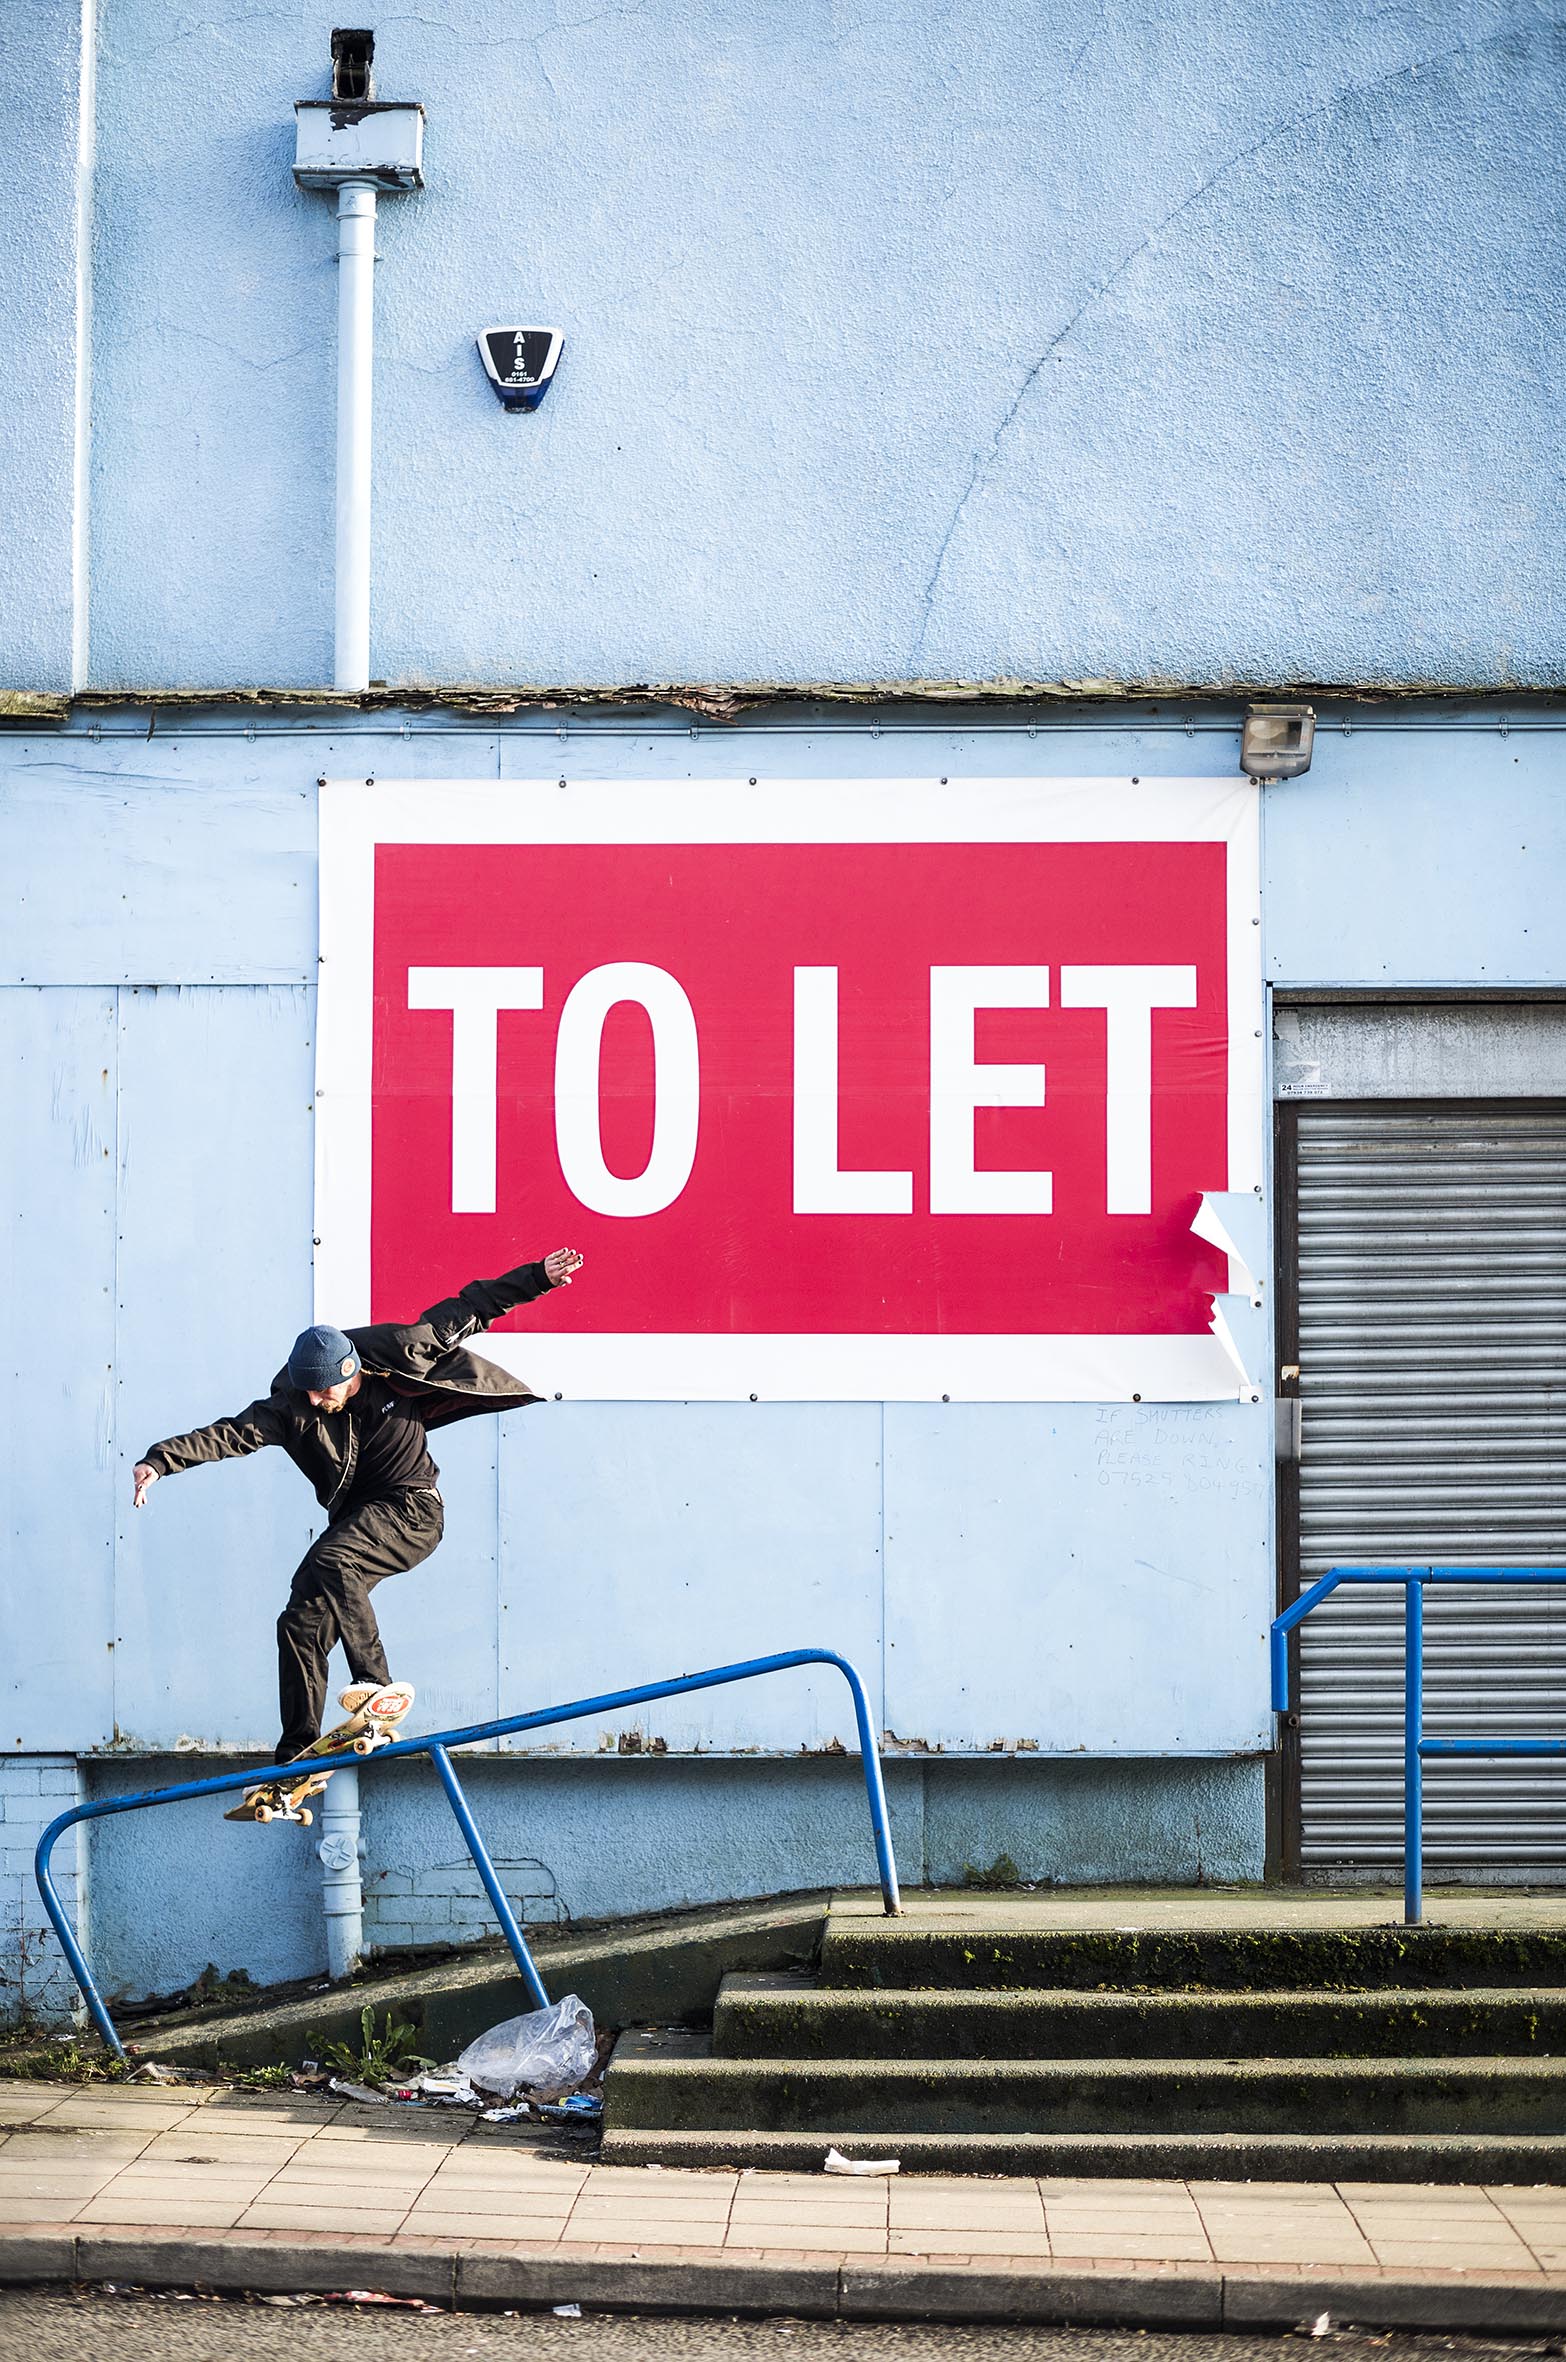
[226,1682,416,1826]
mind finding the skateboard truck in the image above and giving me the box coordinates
[251,1789,317,1827]
[226,1683,415,1826]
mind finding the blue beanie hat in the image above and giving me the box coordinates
[288,1324,361,1392]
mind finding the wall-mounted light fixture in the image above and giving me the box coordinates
[1241,702,1315,782]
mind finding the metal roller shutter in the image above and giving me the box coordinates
[1294,1104,1566,1871]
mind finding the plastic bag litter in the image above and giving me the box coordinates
[527,2093,601,2126]
[824,2147,899,2175]
[479,2093,601,2125]
[414,2071,482,2107]
[334,2292,445,2313]
[455,1993,596,2102]
[328,2076,389,2106]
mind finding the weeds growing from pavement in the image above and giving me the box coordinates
[320,2007,430,2085]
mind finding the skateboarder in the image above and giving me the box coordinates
[131,1252,583,1776]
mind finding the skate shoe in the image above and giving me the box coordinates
[339,1678,415,1726]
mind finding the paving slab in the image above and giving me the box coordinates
[3,2078,1566,2329]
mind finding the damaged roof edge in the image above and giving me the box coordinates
[3,677,1566,727]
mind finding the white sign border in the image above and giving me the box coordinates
[317,777,1262,1403]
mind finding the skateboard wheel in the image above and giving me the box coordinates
[297,1807,313,1827]
[353,1734,375,1756]
[255,1804,274,1823]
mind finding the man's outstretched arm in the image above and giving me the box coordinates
[132,1398,288,1507]
[419,1248,584,1344]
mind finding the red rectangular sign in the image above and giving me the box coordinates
[318,779,1261,1400]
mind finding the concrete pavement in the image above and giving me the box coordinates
[4,2080,1566,2331]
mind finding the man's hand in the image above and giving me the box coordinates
[132,1463,159,1509]
[544,1247,584,1288]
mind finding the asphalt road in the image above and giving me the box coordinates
[3,2290,1559,2362]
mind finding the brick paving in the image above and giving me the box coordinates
[2,2078,1566,2287]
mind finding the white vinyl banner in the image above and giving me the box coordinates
[316,777,1262,1401]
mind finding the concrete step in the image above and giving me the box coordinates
[712,1971,1566,2059]
[819,1918,1566,1993]
[598,2123,1566,2182]
[137,1893,833,2071]
[604,2031,1566,2136]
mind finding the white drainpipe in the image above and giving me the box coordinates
[318,1767,365,1981]
[293,41,424,694]
[334,183,377,693]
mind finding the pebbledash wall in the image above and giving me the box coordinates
[4,0,1566,2012]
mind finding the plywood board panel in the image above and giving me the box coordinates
[497,1401,883,1752]
[371,1412,501,1744]
[1,734,505,986]
[0,990,117,1747]
[883,1401,1272,1754]
[111,985,316,1747]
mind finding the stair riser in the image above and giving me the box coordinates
[715,1994,1566,2060]
[606,2066,1566,2137]
[820,1928,1566,1992]
[600,2129,1566,2183]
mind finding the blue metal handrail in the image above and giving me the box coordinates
[1271,1567,1566,1927]
[35,1647,901,2061]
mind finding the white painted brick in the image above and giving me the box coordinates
[396,1894,463,1931]
[0,1759,86,2031]
[368,1869,414,1897]
[414,1866,486,1898]
[369,1922,417,1952]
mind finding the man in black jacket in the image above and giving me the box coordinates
[133,1251,583,1766]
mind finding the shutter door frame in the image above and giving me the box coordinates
[1276,1090,1566,1883]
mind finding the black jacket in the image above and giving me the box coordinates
[142,1262,553,1517]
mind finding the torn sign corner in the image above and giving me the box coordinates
[1192,1189,1267,1299]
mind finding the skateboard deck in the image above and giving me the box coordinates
[226,1683,414,1826]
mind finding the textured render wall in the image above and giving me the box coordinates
[81,1753,1265,2001]
[1,0,85,691]
[85,1756,324,2002]
[77,0,1566,691]
[0,1760,87,2027]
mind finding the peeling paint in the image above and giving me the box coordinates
[9,680,1566,733]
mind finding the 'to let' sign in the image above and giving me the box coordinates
[316,778,1262,1401]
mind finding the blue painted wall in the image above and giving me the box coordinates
[6,705,1561,1998]
[5,716,1279,1765]
[1,0,85,692]
[1264,723,1566,987]
[8,0,1566,2007]
[8,3,1566,690]
[85,1751,1268,2003]
[7,709,1557,1761]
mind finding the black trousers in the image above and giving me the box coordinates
[276,1490,444,1759]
